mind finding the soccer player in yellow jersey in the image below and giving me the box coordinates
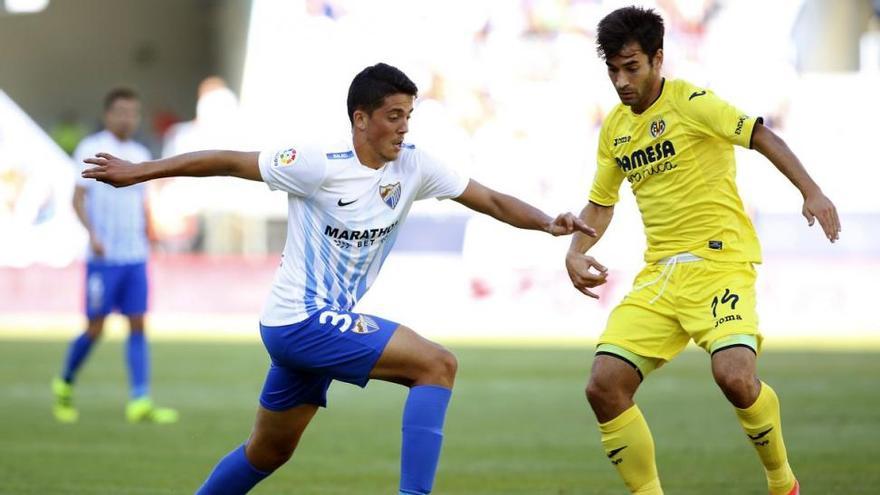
[565,6,841,495]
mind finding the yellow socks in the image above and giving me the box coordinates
[734,382,797,495]
[598,405,663,494]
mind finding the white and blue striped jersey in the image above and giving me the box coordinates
[74,130,151,263]
[257,141,468,326]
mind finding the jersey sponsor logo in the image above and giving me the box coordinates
[734,115,748,135]
[379,182,402,209]
[615,140,676,172]
[401,143,416,149]
[324,220,400,248]
[649,118,666,138]
[274,148,298,167]
[689,90,707,100]
[708,240,723,250]
[326,150,354,160]
[613,135,631,147]
[337,198,357,207]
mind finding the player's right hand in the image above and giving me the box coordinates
[565,251,608,299]
[82,153,142,188]
[90,236,106,257]
[802,191,841,243]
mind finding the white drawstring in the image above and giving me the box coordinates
[634,253,702,304]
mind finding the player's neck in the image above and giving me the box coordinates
[632,77,665,115]
[352,136,386,170]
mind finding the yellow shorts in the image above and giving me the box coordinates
[598,254,763,375]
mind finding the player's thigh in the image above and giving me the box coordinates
[678,261,763,354]
[369,325,456,387]
[260,309,399,388]
[85,262,119,319]
[118,262,148,318]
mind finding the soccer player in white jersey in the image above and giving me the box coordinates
[52,88,178,425]
[81,63,596,495]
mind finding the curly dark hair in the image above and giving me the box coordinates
[596,6,665,62]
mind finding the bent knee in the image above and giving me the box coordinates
[417,348,458,387]
[248,437,297,471]
[585,377,614,407]
[714,371,759,405]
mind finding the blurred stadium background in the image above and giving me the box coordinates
[1,0,878,493]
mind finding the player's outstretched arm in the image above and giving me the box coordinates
[565,201,612,299]
[751,124,841,242]
[453,179,596,237]
[81,151,262,188]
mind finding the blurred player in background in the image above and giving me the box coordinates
[565,7,840,495]
[52,88,178,425]
[81,63,595,495]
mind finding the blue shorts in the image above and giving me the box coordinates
[85,261,148,319]
[258,309,400,411]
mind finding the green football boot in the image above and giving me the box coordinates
[125,397,179,424]
[52,377,79,423]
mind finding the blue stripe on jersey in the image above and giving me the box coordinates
[299,206,320,314]
[303,202,339,311]
[343,241,373,309]
[356,227,401,301]
[326,150,354,160]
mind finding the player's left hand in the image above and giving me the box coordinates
[81,153,143,188]
[547,212,597,237]
[802,192,841,243]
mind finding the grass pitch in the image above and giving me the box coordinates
[0,340,877,494]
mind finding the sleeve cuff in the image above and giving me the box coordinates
[748,116,764,149]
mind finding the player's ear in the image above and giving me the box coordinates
[353,110,368,131]
[652,48,664,70]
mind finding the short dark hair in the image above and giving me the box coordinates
[104,87,139,111]
[596,6,664,61]
[346,63,417,124]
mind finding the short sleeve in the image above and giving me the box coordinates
[414,148,469,201]
[680,87,762,149]
[258,146,327,197]
[588,126,625,206]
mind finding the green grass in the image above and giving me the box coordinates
[1,340,878,494]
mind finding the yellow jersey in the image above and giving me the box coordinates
[590,78,763,263]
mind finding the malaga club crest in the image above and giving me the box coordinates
[379,182,401,209]
[649,118,666,138]
[353,315,380,334]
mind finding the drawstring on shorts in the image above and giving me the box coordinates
[634,253,702,304]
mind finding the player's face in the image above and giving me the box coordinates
[104,98,141,140]
[360,93,414,165]
[606,41,663,113]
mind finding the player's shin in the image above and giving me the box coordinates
[61,331,96,383]
[126,331,149,398]
[598,404,663,495]
[196,444,271,495]
[399,385,452,495]
[734,382,797,495]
